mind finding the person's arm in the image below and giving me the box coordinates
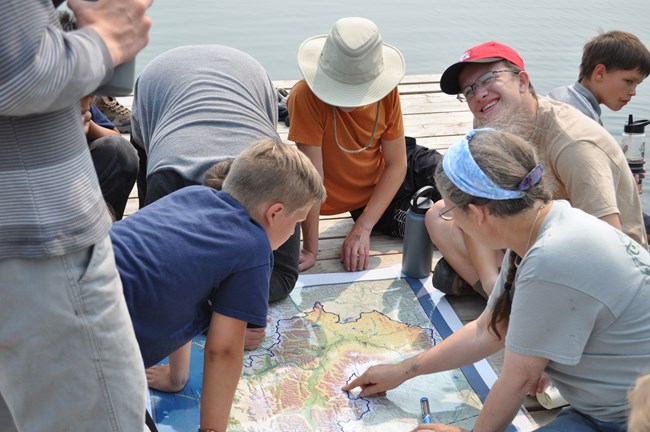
[599,213,623,230]
[199,312,247,431]
[554,140,624,230]
[145,341,192,392]
[342,307,504,396]
[409,351,548,432]
[296,144,324,272]
[470,350,548,432]
[87,119,120,141]
[339,135,407,271]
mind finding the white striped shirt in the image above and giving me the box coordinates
[0,0,114,257]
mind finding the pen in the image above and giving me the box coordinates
[420,396,432,423]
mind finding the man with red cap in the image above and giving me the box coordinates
[426,41,647,298]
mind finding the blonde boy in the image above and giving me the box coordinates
[110,138,325,431]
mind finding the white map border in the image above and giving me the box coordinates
[294,264,536,432]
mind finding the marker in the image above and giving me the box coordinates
[420,396,432,423]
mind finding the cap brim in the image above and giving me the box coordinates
[297,35,406,107]
[439,57,505,95]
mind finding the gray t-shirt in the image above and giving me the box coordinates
[548,81,602,125]
[488,200,650,422]
[131,45,280,183]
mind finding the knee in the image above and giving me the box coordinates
[268,271,298,303]
[425,200,450,245]
[93,136,139,175]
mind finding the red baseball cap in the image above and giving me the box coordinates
[439,41,525,95]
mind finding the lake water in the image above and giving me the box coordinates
[134,0,650,207]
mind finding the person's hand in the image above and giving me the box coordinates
[244,327,266,351]
[635,170,645,195]
[341,363,406,397]
[82,109,92,135]
[410,425,468,432]
[299,248,317,272]
[339,223,371,272]
[68,0,153,67]
[529,372,549,397]
[80,96,93,135]
[146,364,186,393]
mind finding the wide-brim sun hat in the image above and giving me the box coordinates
[297,17,406,108]
[440,41,525,95]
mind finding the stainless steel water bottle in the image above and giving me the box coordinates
[401,185,435,279]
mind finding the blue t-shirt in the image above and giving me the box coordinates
[110,186,272,367]
[89,104,115,130]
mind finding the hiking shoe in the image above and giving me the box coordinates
[95,96,131,134]
[431,258,475,296]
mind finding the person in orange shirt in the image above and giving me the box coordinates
[288,17,443,272]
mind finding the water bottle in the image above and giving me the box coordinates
[620,114,650,176]
[95,60,135,96]
[401,186,436,279]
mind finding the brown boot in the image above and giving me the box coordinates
[95,96,131,134]
[431,258,475,296]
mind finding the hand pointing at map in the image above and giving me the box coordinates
[341,363,408,397]
[343,366,471,432]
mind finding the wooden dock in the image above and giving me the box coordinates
[121,74,560,428]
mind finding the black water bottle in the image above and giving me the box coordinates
[401,186,435,279]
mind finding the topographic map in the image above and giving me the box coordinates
[150,266,534,432]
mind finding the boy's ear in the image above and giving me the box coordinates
[593,64,607,81]
[263,202,285,226]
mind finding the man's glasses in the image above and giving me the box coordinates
[457,70,519,102]
[438,205,457,221]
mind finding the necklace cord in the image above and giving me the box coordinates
[514,203,546,268]
[333,101,381,154]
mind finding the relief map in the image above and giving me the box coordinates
[150,267,533,431]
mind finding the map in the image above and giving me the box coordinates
[149,266,534,431]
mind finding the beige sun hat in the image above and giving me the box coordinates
[297,17,406,108]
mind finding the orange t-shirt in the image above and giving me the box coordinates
[287,80,405,215]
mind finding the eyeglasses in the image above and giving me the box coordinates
[457,70,520,102]
[438,205,457,221]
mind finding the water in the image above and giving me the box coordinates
[134,0,650,207]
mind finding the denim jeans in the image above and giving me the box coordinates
[0,236,147,431]
[536,407,627,432]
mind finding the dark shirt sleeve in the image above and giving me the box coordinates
[90,104,116,130]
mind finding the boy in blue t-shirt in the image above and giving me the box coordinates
[110,138,326,431]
